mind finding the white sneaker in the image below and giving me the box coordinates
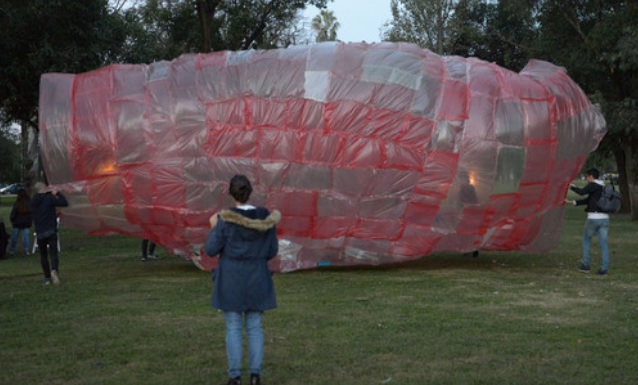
[51,270,61,286]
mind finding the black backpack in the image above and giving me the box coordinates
[596,184,622,213]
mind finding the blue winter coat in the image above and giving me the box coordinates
[205,207,280,312]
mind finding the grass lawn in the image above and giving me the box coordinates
[1,193,637,385]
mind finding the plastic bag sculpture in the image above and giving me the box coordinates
[38,42,606,272]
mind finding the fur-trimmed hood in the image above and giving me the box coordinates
[219,209,281,232]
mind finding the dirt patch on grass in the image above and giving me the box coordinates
[507,290,601,309]
[462,289,605,327]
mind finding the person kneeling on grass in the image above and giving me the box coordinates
[205,175,280,385]
[30,182,68,286]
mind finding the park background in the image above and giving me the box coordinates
[1,2,637,383]
[1,1,638,218]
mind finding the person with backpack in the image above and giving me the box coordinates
[565,168,610,275]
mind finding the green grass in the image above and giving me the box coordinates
[1,194,638,385]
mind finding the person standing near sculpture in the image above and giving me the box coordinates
[565,168,610,275]
[0,218,9,260]
[205,175,281,385]
[140,238,158,261]
[9,189,32,256]
[30,182,68,286]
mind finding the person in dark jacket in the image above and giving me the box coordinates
[0,218,9,260]
[30,182,68,286]
[9,189,32,255]
[205,175,280,385]
[565,168,609,275]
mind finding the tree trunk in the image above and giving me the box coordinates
[24,123,40,194]
[197,1,221,52]
[21,123,29,182]
[623,143,638,220]
[197,0,210,52]
[613,149,630,213]
[436,1,444,54]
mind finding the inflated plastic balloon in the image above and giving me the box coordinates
[38,42,606,272]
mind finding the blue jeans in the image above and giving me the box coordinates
[582,218,609,271]
[10,227,30,254]
[224,311,264,379]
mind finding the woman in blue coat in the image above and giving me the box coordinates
[205,175,280,385]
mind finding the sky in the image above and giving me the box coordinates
[303,0,393,43]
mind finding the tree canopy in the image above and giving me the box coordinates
[0,0,330,187]
[0,0,126,131]
[311,10,340,42]
[0,127,20,183]
[384,0,457,54]
[383,0,638,216]
[534,0,638,215]
[0,0,331,130]
[2,0,638,216]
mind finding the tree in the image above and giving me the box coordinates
[0,0,331,186]
[0,0,133,128]
[311,9,340,42]
[0,127,20,184]
[121,0,202,61]
[535,0,638,217]
[383,0,458,54]
[193,0,332,51]
[382,0,538,70]
[0,0,130,185]
[448,0,538,71]
[446,0,494,57]
[265,10,314,47]
[122,0,331,55]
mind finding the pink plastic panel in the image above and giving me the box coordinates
[38,42,606,272]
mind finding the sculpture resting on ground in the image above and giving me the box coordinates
[39,42,606,272]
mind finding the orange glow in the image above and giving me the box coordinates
[98,161,118,174]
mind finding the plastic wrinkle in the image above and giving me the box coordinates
[38,42,606,272]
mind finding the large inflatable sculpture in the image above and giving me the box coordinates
[39,42,606,272]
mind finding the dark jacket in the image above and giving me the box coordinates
[205,207,280,312]
[570,181,604,213]
[0,219,8,259]
[10,203,32,229]
[30,192,68,238]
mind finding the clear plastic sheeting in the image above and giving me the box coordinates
[38,42,606,272]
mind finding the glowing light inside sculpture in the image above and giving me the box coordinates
[38,42,606,272]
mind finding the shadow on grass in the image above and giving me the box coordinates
[289,251,515,275]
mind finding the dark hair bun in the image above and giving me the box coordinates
[229,175,252,203]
